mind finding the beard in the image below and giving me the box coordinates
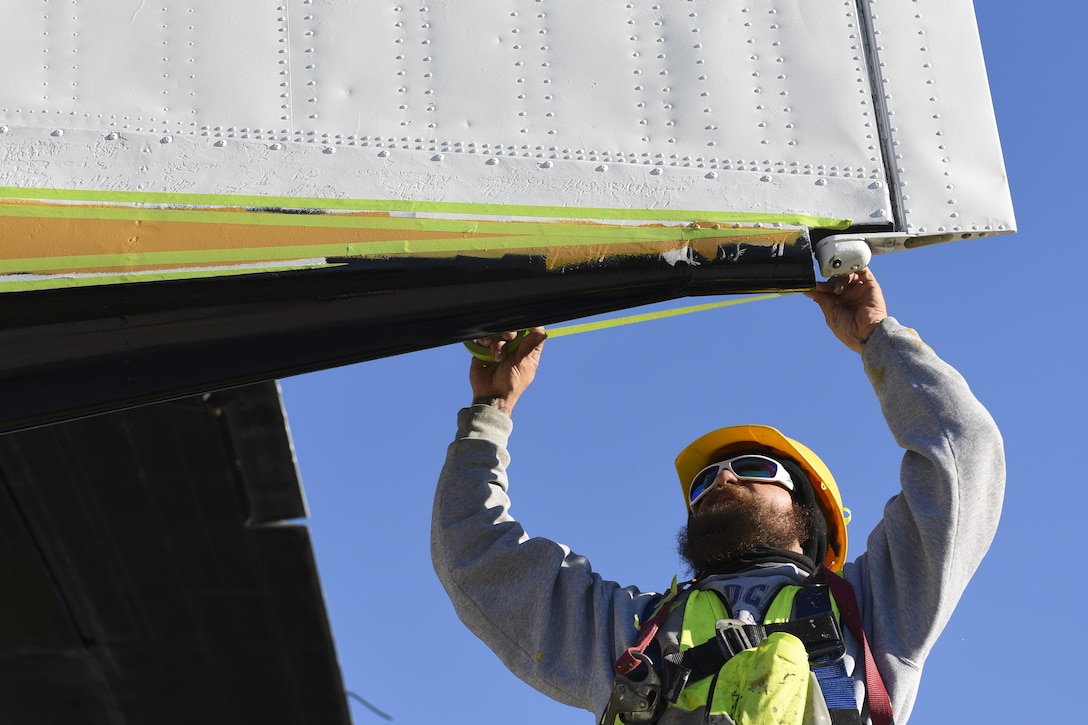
[676,493,812,577]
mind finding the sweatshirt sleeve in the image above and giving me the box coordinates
[430,404,657,716]
[843,318,1005,722]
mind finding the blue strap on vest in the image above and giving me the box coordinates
[792,585,861,725]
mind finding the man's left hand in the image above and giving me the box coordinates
[805,268,888,354]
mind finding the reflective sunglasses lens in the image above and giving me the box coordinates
[689,465,720,506]
[730,456,779,480]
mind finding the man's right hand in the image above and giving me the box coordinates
[468,327,547,415]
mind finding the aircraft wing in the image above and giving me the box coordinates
[0,0,1014,433]
[0,382,350,724]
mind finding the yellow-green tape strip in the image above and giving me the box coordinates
[464,294,787,361]
[0,262,334,293]
[2,185,841,295]
[547,294,786,337]
[0,185,852,230]
[0,202,799,240]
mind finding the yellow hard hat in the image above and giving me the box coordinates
[675,425,851,572]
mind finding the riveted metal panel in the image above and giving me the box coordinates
[0,1,892,224]
[861,0,1015,244]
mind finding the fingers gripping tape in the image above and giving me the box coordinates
[463,329,530,362]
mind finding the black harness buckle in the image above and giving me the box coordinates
[766,610,847,664]
[599,652,665,725]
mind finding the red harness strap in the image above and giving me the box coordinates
[820,567,895,725]
[614,582,693,676]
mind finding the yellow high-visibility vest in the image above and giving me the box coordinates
[664,585,842,725]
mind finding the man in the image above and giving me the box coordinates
[431,269,1004,724]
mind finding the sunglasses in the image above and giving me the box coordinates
[688,454,795,509]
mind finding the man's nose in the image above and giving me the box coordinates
[716,468,741,487]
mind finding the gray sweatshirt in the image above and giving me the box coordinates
[431,318,1005,723]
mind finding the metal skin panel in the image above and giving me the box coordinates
[0,0,1014,281]
[0,1,889,222]
[0,0,1018,277]
[862,0,1015,248]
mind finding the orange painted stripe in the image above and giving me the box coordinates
[1,209,507,260]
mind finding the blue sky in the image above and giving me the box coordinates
[279,3,1086,723]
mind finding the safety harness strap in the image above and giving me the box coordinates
[608,570,895,725]
[792,585,860,725]
[659,574,894,725]
[660,612,842,694]
[614,580,693,677]
[818,568,895,725]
